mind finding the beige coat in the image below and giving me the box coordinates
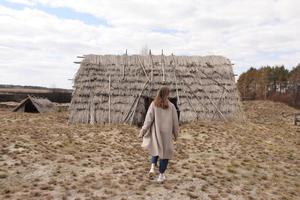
[139,101,179,159]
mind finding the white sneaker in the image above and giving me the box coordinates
[149,164,155,175]
[149,167,155,174]
[157,173,165,183]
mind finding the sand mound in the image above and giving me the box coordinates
[0,101,299,199]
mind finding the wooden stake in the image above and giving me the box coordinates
[149,50,153,82]
[122,49,127,80]
[161,50,165,82]
[171,54,180,105]
[129,80,149,125]
[205,91,226,120]
[181,79,209,112]
[123,96,139,123]
[193,71,227,121]
[108,75,111,124]
[137,56,150,82]
[90,95,95,125]
[198,69,229,93]
[212,88,226,120]
[184,90,198,119]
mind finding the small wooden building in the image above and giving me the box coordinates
[13,96,54,113]
[69,53,244,125]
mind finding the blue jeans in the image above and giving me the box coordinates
[151,156,169,173]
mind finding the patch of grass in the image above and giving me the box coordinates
[230,160,240,167]
[188,185,196,192]
[201,184,208,192]
[0,172,8,179]
[227,167,237,174]
[261,174,268,180]
[187,192,198,199]
[40,184,54,190]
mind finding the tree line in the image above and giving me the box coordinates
[237,63,300,107]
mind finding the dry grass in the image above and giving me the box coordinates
[0,100,299,199]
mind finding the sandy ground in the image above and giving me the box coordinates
[0,101,299,200]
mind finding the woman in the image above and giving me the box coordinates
[139,87,179,182]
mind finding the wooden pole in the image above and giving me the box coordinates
[212,88,226,120]
[129,80,149,125]
[108,75,111,124]
[137,56,150,82]
[181,78,209,112]
[161,50,165,82]
[293,83,296,106]
[171,54,180,105]
[149,50,153,82]
[193,71,227,121]
[184,90,198,119]
[198,68,229,93]
[90,94,95,125]
[122,49,127,80]
[207,92,226,121]
[123,96,139,123]
[123,80,150,123]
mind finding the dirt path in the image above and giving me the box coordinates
[0,101,299,199]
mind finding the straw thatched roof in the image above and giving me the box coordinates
[69,53,244,125]
[13,95,54,113]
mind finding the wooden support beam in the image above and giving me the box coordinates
[90,95,95,125]
[108,75,111,124]
[192,72,227,121]
[184,90,198,119]
[212,88,226,120]
[171,54,180,105]
[149,50,154,82]
[181,78,209,112]
[123,96,139,123]
[129,80,150,125]
[161,50,165,82]
[137,56,150,82]
[197,69,230,93]
[123,80,149,124]
[208,93,226,121]
[122,49,127,80]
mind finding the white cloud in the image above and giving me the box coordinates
[6,0,35,6]
[0,0,299,88]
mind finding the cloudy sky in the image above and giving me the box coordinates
[0,0,299,89]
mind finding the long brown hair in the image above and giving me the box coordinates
[154,87,170,109]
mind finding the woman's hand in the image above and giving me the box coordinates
[138,129,145,138]
[174,135,177,141]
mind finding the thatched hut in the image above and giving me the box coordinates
[69,53,243,125]
[13,96,54,113]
